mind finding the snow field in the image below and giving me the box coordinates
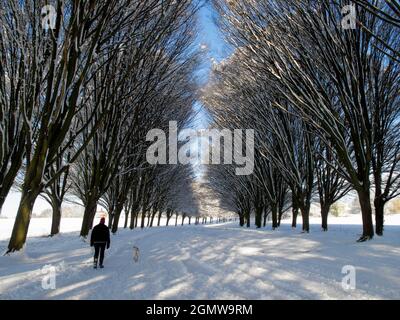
[0,215,399,300]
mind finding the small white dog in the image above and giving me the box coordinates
[133,246,140,263]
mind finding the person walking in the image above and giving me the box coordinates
[90,217,110,269]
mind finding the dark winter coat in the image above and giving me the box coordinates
[90,224,110,249]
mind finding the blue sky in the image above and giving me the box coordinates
[192,1,231,130]
[196,1,229,84]
[189,2,233,178]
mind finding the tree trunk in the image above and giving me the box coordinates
[357,188,374,241]
[238,213,244,226]
[300,206,310,233]
[129,211,135,229]
[278,207,283,227]
[374,198,384,236]
[255,206,263,228]
[124,211,129,229]
[149,211,156,227]
[108,213,113,228]
[50,200,62,236]
[129,212,136,229]
[80,200,97,238]
[7,188,40,252]
[140,211,146,229]
[175,213,178,226]
[7,140,48,252]
[271,204,278,230]
[246,210,251,228]
[188,216,191,225]
[263,208,268,227]
[292,207,298,228]
[321,203,330,232]
[157,212,162,227]
[111,204,124,234]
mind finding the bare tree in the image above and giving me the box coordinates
[212,0,399,241]
[315,140,351,231]
[353,0,400,61]
[0,1,45,213]
[41,147,71,236]
[6,0,201,251]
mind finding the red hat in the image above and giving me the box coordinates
[100,217,106,224]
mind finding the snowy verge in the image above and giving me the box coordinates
[0,215,399,300]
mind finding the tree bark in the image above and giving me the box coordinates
[271,204,278,230]
[321,203,330,232]
[111,203,124,234]
[124,211,129,229]
[129,212,136,230]
[263,208,268,227]
[292,207,298,228]
[157,212,162,226]
[149,211,157,227]
[7,188,40,252]
[140,211,146,229]
[357,188,374,241]
[130,211,135,229]
[246,210,251,228]
[255,206,263,228]
[238,212,245,227]
[7,138,48,251]
[50,200,62,236]
[374,198,384,236]
[278,207,283,227]
[80,200,97,238]
[300,206,310,233]
[108,213,114,229]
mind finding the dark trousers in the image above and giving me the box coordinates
[94,243,106,265]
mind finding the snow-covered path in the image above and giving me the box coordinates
[0,217,400,300]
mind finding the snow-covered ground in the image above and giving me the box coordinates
[0,215,399,300]
[0,216,186,241]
